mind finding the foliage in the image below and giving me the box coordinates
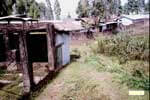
[76,0,123,21]
[0,69,6,77]
[88,32,149,90]
[111,0,122,16]
[16,0,27,14]
[145,0,150,13]
[96,34,149,63]
[39,3,47,19]
[138,0,145,12]
[127,0,140,14]
[46,0,54,20]
[86,51,149,90]
[91,0,105,19]
[54,0,61,20]
[0,0,16,16]
[76,0,90,18]
[28,2,40,19]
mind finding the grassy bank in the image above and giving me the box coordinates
[90,33,149,91]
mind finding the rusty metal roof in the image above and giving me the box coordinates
[0,16,84,32]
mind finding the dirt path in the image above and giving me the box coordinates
[35,43,128,100]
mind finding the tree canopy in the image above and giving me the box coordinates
[46,0,54,20]
[76,0,90,18]
[54,0,61,20]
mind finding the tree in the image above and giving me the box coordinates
[46,0,54,20]
[127,0,139,14]
[138,0,145,13]
[54,0,61,20]
[0,0,16,16]
[16,0,27,14]
[39,3,47,19]
[123,3,129,14]
[76,0,90,18]
[91,0,105,18]
[28,2,40,19]
[111,0,122,16]
[145,0,149,13]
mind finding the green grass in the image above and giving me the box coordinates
[35,40,149,100]
[0,70,6,77]
[89,33,150,91]
[95,34,149,63]
[0,75,22,100]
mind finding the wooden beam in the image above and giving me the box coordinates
[19,31,34,94]
[46,24,55,71]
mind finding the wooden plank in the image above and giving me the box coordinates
[19,31,34,94]
[46,24,56,71]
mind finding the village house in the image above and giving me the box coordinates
[120,14,149,26]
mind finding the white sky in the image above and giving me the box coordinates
[36,0,148,19]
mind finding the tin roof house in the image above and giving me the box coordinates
[120,14,149,26]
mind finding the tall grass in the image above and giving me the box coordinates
[90,33,149,90]
[96,34,149,64]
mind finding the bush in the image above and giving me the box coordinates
[90,33,150,90]
[96,34,149,63]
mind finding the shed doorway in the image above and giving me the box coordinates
[27,33,48,62]
[0,33,5,61]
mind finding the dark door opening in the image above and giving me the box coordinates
[27,33,48,62]
[0,34,5,61]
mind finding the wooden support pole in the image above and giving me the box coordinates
[46,24,55,71]
[19,31,34,94]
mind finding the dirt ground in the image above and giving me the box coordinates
[35,41,132,100]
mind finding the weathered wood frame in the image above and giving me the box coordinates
[0,22,56,94]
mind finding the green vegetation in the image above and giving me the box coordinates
[76,0,148,19]
[0,76,22,100]
[0,69,6,77]
[54,0,61,20]
[89,33,149,90]
[76,0,90,18]
[46,0,54,20]
[95,34,149,63]
[0,0,16,16]
[36,41,149,100]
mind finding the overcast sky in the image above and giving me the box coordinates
[36,0,148,19]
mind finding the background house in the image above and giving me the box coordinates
[120,14,149,26]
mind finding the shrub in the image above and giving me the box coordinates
[96,34,149,63]
[90,33,150,90]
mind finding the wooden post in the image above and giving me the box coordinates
[46,24,55,71]
[19,31,34,94]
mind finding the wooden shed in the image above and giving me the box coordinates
[0,15,83,94]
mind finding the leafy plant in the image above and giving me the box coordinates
[96,34,149,63]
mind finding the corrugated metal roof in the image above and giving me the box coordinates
[0,16,84,31]
[121,14,149,20]
[40,20,84,31]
